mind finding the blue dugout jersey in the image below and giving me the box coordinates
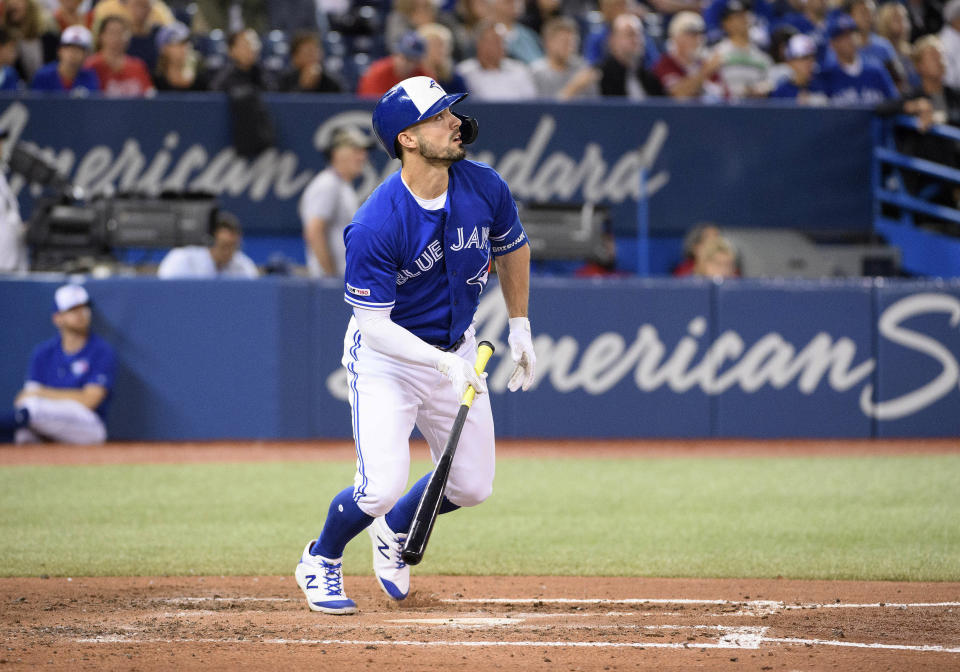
[343,159,528,349]
[26,333,117,420]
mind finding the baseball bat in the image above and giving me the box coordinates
[401,340,495,566]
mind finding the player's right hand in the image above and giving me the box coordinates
[436,351,488,400]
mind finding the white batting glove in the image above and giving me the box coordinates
[507,317,536,392]
[436,351,488,400]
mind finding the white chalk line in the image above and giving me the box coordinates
[72,633,960,653]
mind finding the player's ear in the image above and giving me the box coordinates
[396,129,417,154]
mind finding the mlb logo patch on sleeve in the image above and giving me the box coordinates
[347,283,371,297]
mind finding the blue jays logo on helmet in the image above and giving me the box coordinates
[372,76,470,159]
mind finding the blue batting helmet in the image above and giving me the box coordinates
[372,76,477,159]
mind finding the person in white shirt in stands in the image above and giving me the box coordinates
[299,127,371,278]
[939,0,960,89]
[156,211,259,278]
[456,19,537,100]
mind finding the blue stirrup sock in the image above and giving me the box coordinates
[311,486,374,559]
[385,471,461,534]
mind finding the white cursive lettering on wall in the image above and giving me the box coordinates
[858,293,960,420]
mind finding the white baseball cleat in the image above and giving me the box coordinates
[367,516,410,600]
[294,542,358,614]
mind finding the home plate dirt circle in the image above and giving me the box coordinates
[3,575,959,671]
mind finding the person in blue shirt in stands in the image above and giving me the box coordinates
[30,25,100,93]
[0,28,22,90]
[820,13,897,104]
[770,33,828,103]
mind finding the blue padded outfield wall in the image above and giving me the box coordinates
[0,93,874,247]
[1,277,958,440]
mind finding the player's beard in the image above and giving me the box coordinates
[416,133,466,164]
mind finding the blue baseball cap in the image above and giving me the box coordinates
[827,14,857,39]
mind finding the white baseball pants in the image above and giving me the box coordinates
[15,396,107,445]
[341,317,496,518]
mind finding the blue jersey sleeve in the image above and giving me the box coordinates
[489,175,528,257]
[88,338,116,390]
[25,343,45,384]
[343,221,400,310]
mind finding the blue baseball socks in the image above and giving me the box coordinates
[384,471,460,534]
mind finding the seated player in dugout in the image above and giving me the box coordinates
[1,284,117,445]
[294,76,536,614]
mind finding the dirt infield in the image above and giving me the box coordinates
[3,575,959,671]
[3,439,959,671]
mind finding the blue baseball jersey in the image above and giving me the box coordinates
[30,63,100,92]
[343,159,528,349]
[820,59,897,105]
[26,333,117,420]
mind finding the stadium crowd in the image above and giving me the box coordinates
[0,0,954,113]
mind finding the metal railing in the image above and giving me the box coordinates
[873,115,960,277]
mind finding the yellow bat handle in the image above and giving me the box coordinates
[462,341,495,408]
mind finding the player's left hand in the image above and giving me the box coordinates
[507,317,536,392]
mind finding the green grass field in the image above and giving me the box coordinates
[1,455,957,581]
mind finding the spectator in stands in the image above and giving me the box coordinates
[278,31,344,93]
[841,0,905,91]
[599,13,663,98]
[711,0,774,99]
[153,21,204,91]
[489,0,543,64]
[52,0,92,32]
[652,11,725,101]
[299,126,370,278]
[906,0,944,42]
[888,35,958,208]
[208,28,275,92]
[673,222,720,276]
[0,128,26,272]
[157,211,259,278]
[85,14,155,96]
[531,15,598,99]
[704,0,776,46]
[4,0,58,82]
[769,33,827,103]
[387,0,469,62]
[692,235,738,278]
[0,284,116,445]
[0,28,22,90]
[125,0,164,72]
[418,22,468,93]
[774,0,829,62]
[876,1,920,94]
[453,0,493,56]
[356,30,427,97]
[910,35,960,126]
[457,19,537,99]
[520,0,563,38]
[91,0,174,34]
[192,0,269,35]
[30,25,99,92]
[583,0,630,66]
[940,0,960,89]
[820,13,897,104]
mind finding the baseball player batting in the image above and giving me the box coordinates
[295,76,536,615]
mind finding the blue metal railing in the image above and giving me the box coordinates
[873,115,960,277]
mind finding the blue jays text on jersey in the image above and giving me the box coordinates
[343,160,528,350]
[26,333,117,420]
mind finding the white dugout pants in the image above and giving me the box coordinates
[342,317,495,518]
[15,396,107,445]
